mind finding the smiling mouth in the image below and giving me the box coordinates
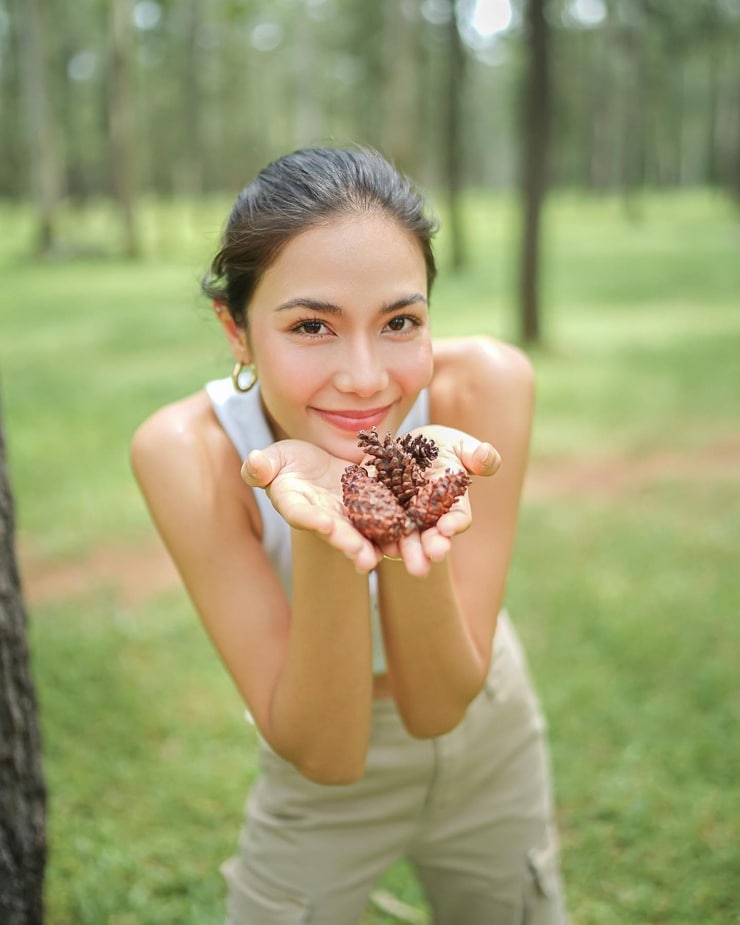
[312,406,392,432]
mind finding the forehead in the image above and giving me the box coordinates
[254,212,427,304]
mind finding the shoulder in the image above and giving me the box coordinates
[131,391,250,518]
[430,336,535,431]
[132,392,222,474]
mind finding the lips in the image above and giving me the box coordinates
[312,405,392,433]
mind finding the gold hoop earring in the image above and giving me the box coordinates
[231,362,258,394]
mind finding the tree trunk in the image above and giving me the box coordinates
[705,37,720,187]
[0,395,47,924]
[734,45,740,205]
[519,0,550,345]
[445,3,467,273]
[183,0,205,197]
[292,0,322,148]
[20,0,59,256]
[109,0,139,258]
[381,0,422,175]
[621,17,646,221]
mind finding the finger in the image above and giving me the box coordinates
[280,499,335,535]
[287,502,378,571]
[398,532,432,578]
[420,527,451,562]
[435,506,472,538]
[378,539,402,559]
[455,438,501,477]
[356,544,382,573]
[472,441,501,476]
[241,449,278,488]
[324,518,379,572]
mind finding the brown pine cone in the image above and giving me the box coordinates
[343,432,471,543]
[357,427,426,504]
[405,468,471,531]
[341,465,410,544]
[397,432,439,470]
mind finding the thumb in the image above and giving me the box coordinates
[241,448,279,488]
[457,438,501,477]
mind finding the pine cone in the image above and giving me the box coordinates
[343,432,471,543]
[357,428,426,504]
[341,465,410,544]
[397,432,439,470]
[405,468,471,531]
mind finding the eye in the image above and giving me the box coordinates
[290,317,331,337]
[385,314,421,333]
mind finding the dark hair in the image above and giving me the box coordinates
[202,146,439,328]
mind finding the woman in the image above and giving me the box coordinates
[132,146,566,924]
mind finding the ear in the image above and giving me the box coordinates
[214,303,252,365]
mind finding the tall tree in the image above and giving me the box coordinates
[620,8,648,218]
[381,0,422,174]
[292,0,323,147]
[0,394,47,925]
[109,0,139,257]
[445,2,467,272]
[519,0,551,345]
[183,0,205,196]
[19,0,60,255]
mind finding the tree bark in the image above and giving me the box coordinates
[621,16,647,221]
[0,395,47,924]
[381,0,422,175]
[183,0,205,196]
[734,46,740,205]
[109,0,139,258]
[292,0,323,148]
[445,2,467,272]
[519,0,550,346]
[20,0,59,255]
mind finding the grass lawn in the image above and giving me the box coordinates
[1,190,738,924]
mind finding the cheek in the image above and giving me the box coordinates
[396,340,434,390]
[258,344,328,402]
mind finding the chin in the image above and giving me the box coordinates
[308,408,410,461]
[331,434,366,463]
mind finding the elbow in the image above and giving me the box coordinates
[264,710,370,786]
[398,678,486,740]
[401,704,470,740]
[294,755,367,786]
[275,738,368,786]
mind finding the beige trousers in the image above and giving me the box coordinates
[222,614,567,924]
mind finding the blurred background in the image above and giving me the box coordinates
[1,1,739,923]
[5,0,740,278]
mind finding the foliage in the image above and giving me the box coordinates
[1,0,739,202]
[0,192,738,922]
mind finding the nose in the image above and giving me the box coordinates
[333,339,390,397]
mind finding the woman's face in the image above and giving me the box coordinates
[238,212,434,462]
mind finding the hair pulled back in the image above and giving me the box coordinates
[202,146,438,328]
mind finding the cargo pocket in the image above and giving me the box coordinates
[522,826,566,925]
[222,857,311,924]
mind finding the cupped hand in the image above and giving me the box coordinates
[242,440,381,573]
[377,426,500,577]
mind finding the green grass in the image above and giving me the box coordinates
[510,479,739,924]
[1,190,739,923]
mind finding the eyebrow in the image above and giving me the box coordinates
[274,294,428,315]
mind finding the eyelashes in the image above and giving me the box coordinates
[289,316,327,337]
[386,314,423,333]
[288,314,424,339]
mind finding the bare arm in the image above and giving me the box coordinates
[131,397,376,784]
[377,337,536,737]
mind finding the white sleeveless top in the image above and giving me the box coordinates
[205,378,430,674]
